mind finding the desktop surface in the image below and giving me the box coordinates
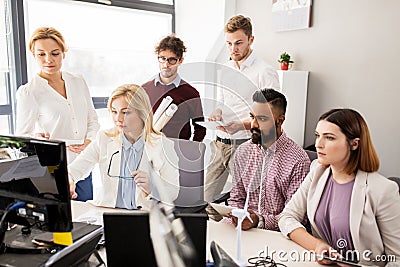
[0,222,101,267]
[207,221,320,266]
[71,201,320,267]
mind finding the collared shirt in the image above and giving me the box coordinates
[115,135,144,209]
[15,72,99,163]
[225,132,310,230]
[216,51,280,140]
[154,73,181,88]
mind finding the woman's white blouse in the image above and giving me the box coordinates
[16,72,99,163]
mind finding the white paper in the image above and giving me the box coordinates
[195,121,227,130]
[154,104,178,131]
[164,103,178,116]
[0,155,47,182]
[64,139,84,146]
[153,96,173,124]
[272,0,312,32]
[74,208,104,226]
[209,203,235,217]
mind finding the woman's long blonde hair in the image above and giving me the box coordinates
[106,84,160,142]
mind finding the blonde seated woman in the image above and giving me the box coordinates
[68,84,179,210]
[278,108,400,266]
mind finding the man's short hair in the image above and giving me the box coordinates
[224,15,252,38]
[253,89,287,115]
[155,34,187,59]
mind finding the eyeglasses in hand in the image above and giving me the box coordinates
[107,151,134,179]
[158,56,179,65]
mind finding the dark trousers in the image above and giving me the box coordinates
[74,173,93,202]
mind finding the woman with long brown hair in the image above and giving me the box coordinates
[279,108,400,266]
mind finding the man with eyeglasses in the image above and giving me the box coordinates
[142,34,206,142]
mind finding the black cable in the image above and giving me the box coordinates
[0,209,11,254]
[248,255,287,267]
[0,202,22,251]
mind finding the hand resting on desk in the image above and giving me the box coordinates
[229,209,258,231]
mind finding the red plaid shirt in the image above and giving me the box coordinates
[226,132,310,231]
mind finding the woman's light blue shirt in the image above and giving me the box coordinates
[115,134,144,209]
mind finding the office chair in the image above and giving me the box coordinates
[170,138,208,213]
[305,149,317,162]
[302,149,317,234]
[212,192,230,206]
[388,177,400,194]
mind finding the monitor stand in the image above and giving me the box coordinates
[0,223,104,267]
[2,224,58,254]
[0,209,31,254]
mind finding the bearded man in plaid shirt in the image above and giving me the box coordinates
[223,89,310,231]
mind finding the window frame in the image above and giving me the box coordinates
[7,0,175,133]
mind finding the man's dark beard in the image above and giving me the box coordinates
[251,127,276,146]
[251,127,262,145]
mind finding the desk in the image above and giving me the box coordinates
[207,221,319,266]
[71,201,319,266]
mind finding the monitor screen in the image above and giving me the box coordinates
[0,135,72,232]
[149,204,198,267]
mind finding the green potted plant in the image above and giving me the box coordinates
[278,52,294,70]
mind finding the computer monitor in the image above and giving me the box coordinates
[103,211,207,267]
[0,135,72,233]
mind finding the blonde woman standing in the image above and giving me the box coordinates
[16,27,99,201]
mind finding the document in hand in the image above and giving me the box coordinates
[64,139,84,146]
[195,121,227,130]
[209,203,235,217]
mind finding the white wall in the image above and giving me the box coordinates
[235,0,400,177]
[175,0,233,143]
[175,0,226,63]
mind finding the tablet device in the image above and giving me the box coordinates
[209,203,235,217]
[322,255,361,267]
